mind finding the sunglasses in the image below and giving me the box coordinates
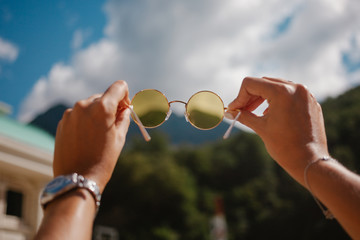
[128,89,241,141]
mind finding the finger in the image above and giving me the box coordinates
[60,108,73,122]
[244,96,266,112]
[87,93,103,103]
[115,107,131,129]
[237,110,265,134]
[228,77,276,110]
[225,96,265,120]
[262,76,293,84]
[263,107,269,115]
[115,108,131,146]
[101,80,130,114]
[55,118,63,136]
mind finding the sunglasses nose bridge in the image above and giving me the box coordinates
[168,100,188,119]
[168,100,187,105]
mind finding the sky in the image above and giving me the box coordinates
[1,0,360,123]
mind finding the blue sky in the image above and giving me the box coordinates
[0,0,105,117]
[1,0,360,122]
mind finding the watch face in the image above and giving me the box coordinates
[45,176,74,194]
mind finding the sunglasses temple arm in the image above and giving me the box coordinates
[128,105,151,142]
[223,111,241,140]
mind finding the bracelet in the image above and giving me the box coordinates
[304,156,336,220]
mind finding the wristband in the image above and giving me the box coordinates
[40,173,101,212]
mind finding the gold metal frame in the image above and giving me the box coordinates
[130,89,170,129]
[131,89,226,130]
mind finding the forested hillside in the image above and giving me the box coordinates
[94,86,360,239]
[322,85,360,172]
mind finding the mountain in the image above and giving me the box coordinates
[30,104,68,136]
[128,113,238,145]
[29,104,239,145]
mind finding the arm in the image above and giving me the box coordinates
[227,77,360,238]
[34,80,131,240]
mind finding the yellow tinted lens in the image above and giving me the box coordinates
[131,90,169,128]
[186,91,224,129]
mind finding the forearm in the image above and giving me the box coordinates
[34,188,96,240]
[305,159,360,238]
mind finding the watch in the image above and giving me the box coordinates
[40,173,101,211]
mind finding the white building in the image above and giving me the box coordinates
[0,105,54,240]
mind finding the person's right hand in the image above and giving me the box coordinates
[227,77,329,183]
[53,80,131,192]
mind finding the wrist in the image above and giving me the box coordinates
[41,173,101,213]
[304,156,338,219]
[277,144,329,184]
[37,188,96,240]
[44,187,96,213]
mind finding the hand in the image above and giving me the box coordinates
[53,80,131,192]
[227,77,329,183]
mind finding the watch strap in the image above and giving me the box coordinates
[41,173,101,212]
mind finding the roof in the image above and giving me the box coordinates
[0,114,55,152]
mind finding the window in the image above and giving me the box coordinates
[6,190,23,218]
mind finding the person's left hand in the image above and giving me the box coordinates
[53,80,131,192]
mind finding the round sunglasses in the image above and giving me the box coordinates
[129,89,241,141]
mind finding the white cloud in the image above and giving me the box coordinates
[71,30,84,50]
[19,0,360,123]
[0,37,19,62]
[71,28,93,50]
[19,39,122,122]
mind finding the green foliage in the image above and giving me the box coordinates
[97,132,208,239]
[322,85,360,172]
[95,86,360,239]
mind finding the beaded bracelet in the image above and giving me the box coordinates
[304,156,336,220]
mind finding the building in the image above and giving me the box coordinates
[0,104,54,240]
